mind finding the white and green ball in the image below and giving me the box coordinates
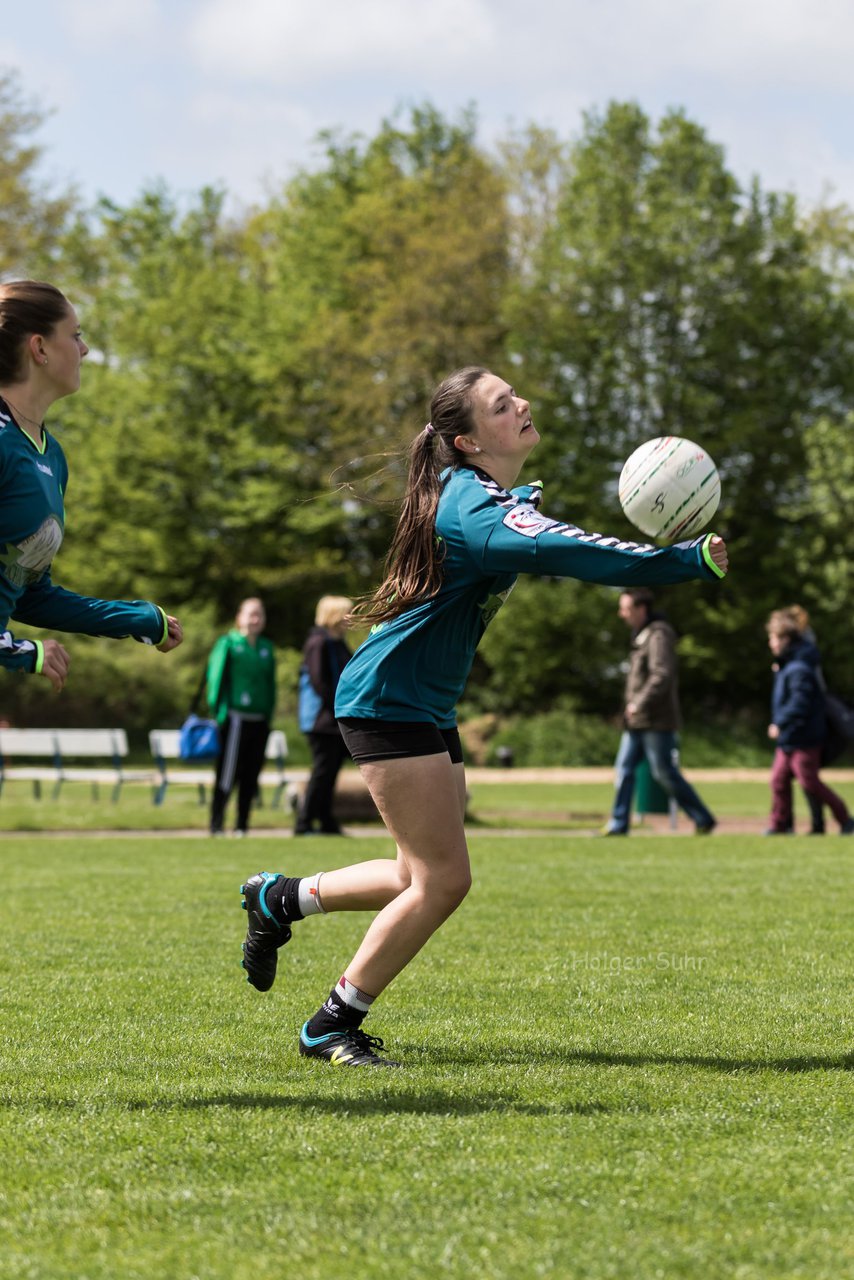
[619,436,721,542]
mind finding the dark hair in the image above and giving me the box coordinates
[0,280,72,383]
[354,366,489,626]
[621,587,655,611]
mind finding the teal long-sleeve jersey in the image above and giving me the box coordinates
[0,402,168,675]
[335,465,726,729]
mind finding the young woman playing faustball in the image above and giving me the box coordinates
[239,366,728,1067]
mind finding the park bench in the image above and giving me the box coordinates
[0,727,134,802]
[148,727,296,808]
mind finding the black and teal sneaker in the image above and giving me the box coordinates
[298,1023,400,1068]
[240,872,291,992]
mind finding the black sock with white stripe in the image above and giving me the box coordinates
[305,975,375,1037]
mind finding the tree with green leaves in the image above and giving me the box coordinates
[231,105,513,625]
[57,189,285,614]
[490,101,854,719]
[55,107,511,646]
[0,68,76,276]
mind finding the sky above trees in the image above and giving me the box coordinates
[2,0,853,212]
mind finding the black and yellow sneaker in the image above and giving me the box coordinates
[298,1023,400,1068]
[240,872,291,992]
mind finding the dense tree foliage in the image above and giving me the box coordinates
[53,107,509,644]
[57,188,299,624]
[3,90,854,740]
[0,68,75,276]
[485,104,854,717]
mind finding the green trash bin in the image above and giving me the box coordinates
[635,758,670,815]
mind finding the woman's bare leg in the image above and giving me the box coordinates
[316,757,466,913]
[241,751,469,1014]
[315,856,410,911]
[337,752,471,997]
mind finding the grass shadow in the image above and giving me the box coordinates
[133,1092,618,1116]
[2,1092,620,1118]
[570,1049,854,1073]
[5,1051,848,1119]
[427,1045,854,1073]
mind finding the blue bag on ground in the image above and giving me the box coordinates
[179,714,220,761]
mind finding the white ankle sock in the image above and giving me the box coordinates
[335,974,375,1013]
[297,871,326,916]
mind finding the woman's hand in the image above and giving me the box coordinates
[39,639,70,691]
[157,615,184,653]
[708,535,728,574]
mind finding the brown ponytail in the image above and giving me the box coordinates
[353,366,489,626]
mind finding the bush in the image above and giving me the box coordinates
[458,703,771,768]
[459,702,621,767]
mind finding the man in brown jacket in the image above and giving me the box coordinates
[604,587,716,835]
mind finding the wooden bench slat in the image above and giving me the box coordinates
[0,727,296,809]
[0,728,129,802]
[0,728,128,756]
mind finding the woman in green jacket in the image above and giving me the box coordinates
[206,597,276,836]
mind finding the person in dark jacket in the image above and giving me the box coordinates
[605,587,716,835]
[776,605,825,832]
[765,609,853,835]
[294,595,352,835]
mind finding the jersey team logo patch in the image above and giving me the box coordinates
[502,506,560,538]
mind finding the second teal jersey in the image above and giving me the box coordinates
[335,465,724,729]
[0,399,168,674]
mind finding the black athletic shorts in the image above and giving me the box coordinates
[338,718,464,765]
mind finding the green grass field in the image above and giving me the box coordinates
[1,825,852,1280]
[467,778,777,826]
[0,776,297,832]
[2,768,851,832]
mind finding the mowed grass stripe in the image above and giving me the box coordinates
[0,835,851,1280]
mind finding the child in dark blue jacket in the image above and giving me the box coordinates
[766,610,853,835]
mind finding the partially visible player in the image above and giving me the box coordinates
[765,608,853,836]
[0,280,183,690]
[781,604,828,833]
[239,366,729,1068]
